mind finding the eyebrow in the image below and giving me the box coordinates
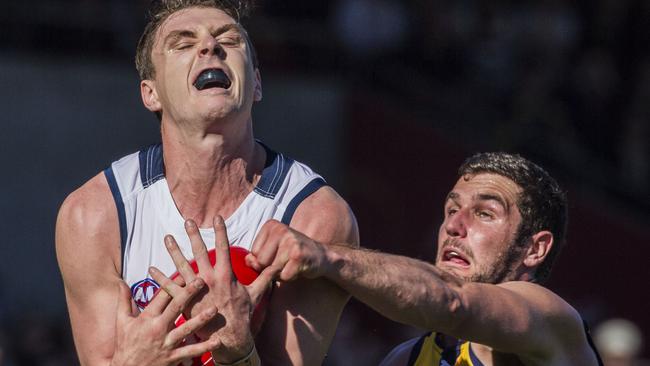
[163,23,244,47]
[164,30,196,47]
[475,193,509,213]
[445,191,510,213]
[212,23,244,37]
[445,192,460,206]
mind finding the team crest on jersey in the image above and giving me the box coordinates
[131,278,160,310]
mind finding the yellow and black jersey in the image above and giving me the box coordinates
[406,320,603,366]
[407,332,484,366]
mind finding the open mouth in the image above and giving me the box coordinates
[193,68,231,90]
[443,250,470,267]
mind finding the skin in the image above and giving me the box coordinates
[56,6,358,366]
[435,173,527,284]
[56,176,226,366]
[247,173,601,366]
[153,216,277,364]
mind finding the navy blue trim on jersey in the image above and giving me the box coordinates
[254,147,295,199]
[281,178,326,225]
[104,167,127,273]
[437,333,461,365]
[407,333,428,365]
[583,319,605,366]
[139,143,165,188]
[468,343,484,366]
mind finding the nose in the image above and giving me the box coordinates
[444,209,468,238]
[199,36,226,59]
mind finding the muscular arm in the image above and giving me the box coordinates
[57,174,221,366]
[56,173,123,365]
[319,246,598,364]
[255,186,359,365]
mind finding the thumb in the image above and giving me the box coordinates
[245,252,262,272]
[247,265,280,307]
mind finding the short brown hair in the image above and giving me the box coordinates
[458,152,568,283]
[135,0,256,81]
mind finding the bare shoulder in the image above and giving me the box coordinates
[289,185,359,246]
[495,281,598,363]
[496,281,580,320]
[56,172,124,364]
[379,337,421,366]
[56,171,121,287]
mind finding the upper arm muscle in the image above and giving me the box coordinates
[450,281,587,361]
[256,186,359,365]
[56,173,122,365]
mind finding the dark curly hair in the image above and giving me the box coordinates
[458,152,568,283]
[135,0,257,81]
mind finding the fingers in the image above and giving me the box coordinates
[245,252,262,272]
[213,216,233,276]
[168,335,222,363]
[249,220,282,269]
[164,235,197,283]
[246,265,281,307]
[145,267,175,315]
[249,221,271,257]
[278,258,304,282]
[165,305,218,348]
[159,277,206,325]
[184,219,212,276]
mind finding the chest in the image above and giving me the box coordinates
[121,180,281,288]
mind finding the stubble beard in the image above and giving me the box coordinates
[438,236,527,285]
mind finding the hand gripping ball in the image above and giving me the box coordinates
[170,246,270,366]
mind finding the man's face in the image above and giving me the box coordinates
[145,7,261,124]
[436,173,526,283]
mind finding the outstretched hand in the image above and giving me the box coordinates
[110,276,220,366]
[245,220,334,282]
[159,216,279,364]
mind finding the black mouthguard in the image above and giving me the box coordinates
[193,69,231,90]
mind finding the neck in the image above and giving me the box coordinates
[160,117,265,228]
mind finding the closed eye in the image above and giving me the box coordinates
[218,36,242,47]
[175,42,193,50]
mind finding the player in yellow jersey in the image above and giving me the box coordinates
[244,152,604,366]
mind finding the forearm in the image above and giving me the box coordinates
[256,277,349,365]
[323,245,464,330]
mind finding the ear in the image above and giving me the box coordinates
[140,79,162,113]
[253,68,263,102]
[523,231,553,268]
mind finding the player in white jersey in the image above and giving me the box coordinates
[107,142,327,306]
[55,1,359,365]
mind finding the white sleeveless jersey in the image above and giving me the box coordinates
[104,142,325,309]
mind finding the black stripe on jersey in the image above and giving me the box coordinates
[407,333,429,366]
[583,319,605,366]
[104,166,128,276]
[139,143,165,188]
[281,178,326,225]
[254,144,295,199]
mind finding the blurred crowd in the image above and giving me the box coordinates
[3,0,648,207]
[1,0,648,365]
[333,0,649,209]
[256,0,650,210]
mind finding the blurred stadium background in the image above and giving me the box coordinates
[0,0,648,365]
